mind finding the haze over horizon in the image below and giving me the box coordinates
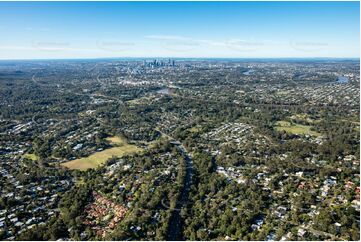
[0,1,359,59]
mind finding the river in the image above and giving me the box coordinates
[156,88,171,94]
[337,76,349,84]
[243,69,254,76]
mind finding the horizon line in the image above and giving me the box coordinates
[0,56,359,61]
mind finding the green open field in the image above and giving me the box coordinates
[61,136,143,171]
[274,120,321,137]
[276,90,290,95]
[23,153,38,161]
[127,96,153,105]
[189,125,202,133]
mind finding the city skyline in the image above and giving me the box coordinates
[0,1,359,59]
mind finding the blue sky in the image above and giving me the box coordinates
[0,1,359,59]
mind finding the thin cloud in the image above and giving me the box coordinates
[145,35,192,41]
[24,27,51,32]
[0,46,34,50]
[0,45,101,53]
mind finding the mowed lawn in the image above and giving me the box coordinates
[23,153,38,161]
[274,121,321,137]
[61,136,143,171]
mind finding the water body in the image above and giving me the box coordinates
[156,88,170,94]
[294,73,307,80]
[337,76,349,84]
[243,69,254,76]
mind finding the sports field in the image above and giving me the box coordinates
[274,120,321,137]
[61,136,142,171]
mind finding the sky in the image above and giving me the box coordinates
[0,1,359,59]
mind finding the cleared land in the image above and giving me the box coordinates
[61,136,143,171]
[23,153,38,161]
[189,125,201,133]
[274,120,321,137]
[276,90,290,95]
[126,96,154,105]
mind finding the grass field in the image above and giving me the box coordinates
[274,121,321,137]
[61,136,143,171]
[23,153,38,161]
[189,125,201,133]
[105,136,127,145]
[127,96,152,105]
